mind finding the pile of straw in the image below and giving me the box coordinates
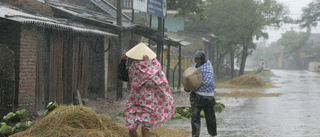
[11,106,129,137]
[217,73,265,89]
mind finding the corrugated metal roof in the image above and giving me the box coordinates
[165,37,192,47]
[90,0,131,22]
[0,6,117,37]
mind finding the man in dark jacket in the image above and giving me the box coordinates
[185,49,217,137]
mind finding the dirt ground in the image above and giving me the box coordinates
[85,91,192,136]
[85,89,281,137]
[85,90,191,123]
[85,89,280,119]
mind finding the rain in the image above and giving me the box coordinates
[1,0,320,137]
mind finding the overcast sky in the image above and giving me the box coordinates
[264,0,320,44]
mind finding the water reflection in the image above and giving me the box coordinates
[252,69,320,136]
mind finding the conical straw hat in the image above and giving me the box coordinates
[182,67,203,91]
[125,42,157,60]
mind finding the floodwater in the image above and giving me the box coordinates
[166,69,320,137]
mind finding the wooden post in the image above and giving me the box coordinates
[166,44,171,81]
[161,18,165,69]
[149,14,152,47]
[178,44,181,90]
[131,0,134,23]
[156,16,163,61]
[116,0,122,99]
[117,0,122,26]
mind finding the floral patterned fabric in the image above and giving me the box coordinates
[124,59,175,130]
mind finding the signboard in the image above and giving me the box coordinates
[133,0,167,18]
[300,52,306,58]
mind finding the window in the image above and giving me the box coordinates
[123,0,132,8]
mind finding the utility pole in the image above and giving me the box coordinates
[117,0,122,26]
[149,14,152,47]
[131,0,134,23]
[156,16,163,61]
[116,0,122,99]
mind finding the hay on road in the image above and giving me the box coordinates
[11,105,129,137]
[10,105,191,137]
[216,73,270,89]
[215,91,283,97]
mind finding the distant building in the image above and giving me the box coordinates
[308,62,320,72]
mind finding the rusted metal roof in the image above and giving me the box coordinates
[0,6,117,37]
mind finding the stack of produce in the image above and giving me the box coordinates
[0,109,33,136]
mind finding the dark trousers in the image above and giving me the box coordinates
[190,91,217,137]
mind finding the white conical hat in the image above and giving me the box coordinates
[125,42,157,60]
[182,67,203,91]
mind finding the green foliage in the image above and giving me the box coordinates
[3,109,27,124]
[1,109,33,137]
[0,123,13,136]
[2,113,14,123]
[186,0,289,41]
[214,101,226,113]
[12,121,33,133]
[171,113,187,120]
[277,30,310,57]
[0,102,61,136]
[299,0,320,28]
[172,101,225,120]
[46,102,58,111]
[185,0,289,76]
[15,109,28,121]
[168,0,206,20]
[175,107,192,118]
[44,102,59,117]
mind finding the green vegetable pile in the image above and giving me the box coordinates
[0,102,59,137]
[43,102,59,117]
[214,101,225,113]
[0,109,33,137]
[172,100,226,120]
[172,107,192,119]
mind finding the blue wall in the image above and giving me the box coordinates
[151,13,184,33]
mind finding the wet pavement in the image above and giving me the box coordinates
[162,69,320,137]
[212,69,320,137]
[88,69,320,137]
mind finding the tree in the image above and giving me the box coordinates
[299,0,320,28]
[276,29,310,69]
[248,41,283,69]
[277,30,310,57]
[185,0,289,76]
[168,0,206,19]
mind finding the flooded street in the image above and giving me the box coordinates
[164,69,320,137]
[213,69,320,137]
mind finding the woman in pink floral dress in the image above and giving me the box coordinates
[118,43,175,137]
